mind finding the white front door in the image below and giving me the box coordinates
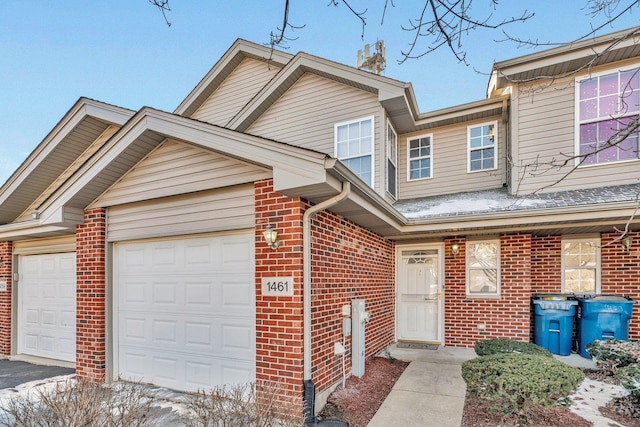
[397,248,443,343]
[114,232,255,393]
[18,253,77,362]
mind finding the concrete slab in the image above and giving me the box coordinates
[394,361,466,398]
[368,389,465,427]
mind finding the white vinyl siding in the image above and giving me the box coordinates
[407,133,433,181]
[107,185,255,242]
[398,118,505,200]
[246,73,383,187]
[468,121,497,172]
[335,116,374,186]
[514,61,640,194]
[562,237,601,294]
[191,58,281,126]
[575,65,639,166]
[386,121,397,198]
[94,140,270,208]
[466,240,500,297]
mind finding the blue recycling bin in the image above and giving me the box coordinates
[577,295,636,358]
[533,298,578,356]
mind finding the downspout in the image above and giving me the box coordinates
[303,181,351,381]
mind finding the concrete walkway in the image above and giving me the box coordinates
[367,344,597,427]
[368,345,476,427]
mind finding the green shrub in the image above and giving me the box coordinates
[615,363,640,401]
[587,339,640,373]
[462,353,584,417]
[474,338,553,357]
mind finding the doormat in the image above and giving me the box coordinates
[397,342,439,350]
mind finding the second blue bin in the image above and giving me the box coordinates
[533,298,578,356]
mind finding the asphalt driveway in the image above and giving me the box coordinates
[0,360,74,389]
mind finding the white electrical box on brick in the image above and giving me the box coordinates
[0,281,6,292]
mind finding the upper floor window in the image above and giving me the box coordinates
[467,121,497,172]
[562,237,600,294]
[467,240,500,297]
[408,134,432,180]
[335,116,374,186]
[576,67,639,165]
[386,121,397,198]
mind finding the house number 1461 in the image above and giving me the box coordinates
[261,277,294,296]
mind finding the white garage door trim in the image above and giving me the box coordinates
[17,252,77,363]
[113,231,256,392]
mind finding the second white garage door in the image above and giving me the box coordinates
[115,232,255,392]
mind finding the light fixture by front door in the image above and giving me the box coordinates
[263,224,280,250]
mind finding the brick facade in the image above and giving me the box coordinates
[254,179,396,406]
[445,232,640,348]
[75,208,107,380]
[0,241,12,355]
[444,235,532,347]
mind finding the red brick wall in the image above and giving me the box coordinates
[75,208,107,380]
[255,180,305,408]
[310,209,395,392]
[601,231,640,340]
[254,179,396,403]
[444,235,532,347]
[531,236,563,294]
[0,241,13,355]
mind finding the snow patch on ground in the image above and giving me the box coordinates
[569,377,629,427]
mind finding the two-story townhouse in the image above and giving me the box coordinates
[0,26,638,416]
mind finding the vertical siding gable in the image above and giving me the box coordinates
[94,139,271,207]
[191,58,281,126]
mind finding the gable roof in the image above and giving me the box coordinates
[0,98,134,224]
[174,39,294,118]
[489,26,640,94]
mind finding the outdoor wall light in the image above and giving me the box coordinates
[621,235,633,253]
[263,224,280,250]
[451,243,460,256]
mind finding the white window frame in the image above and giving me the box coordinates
[334,116,375,187]
[466,239,501,297]
[407,133,433,181]
[467,121,498,173]
[386,120,398,198]
[561,236,601,295]
[574,64,640,167]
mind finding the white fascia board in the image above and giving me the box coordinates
[495,27,640,78]
[0,221,74,240]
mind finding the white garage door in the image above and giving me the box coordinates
[19,253,76,362]
[115,232,255,392]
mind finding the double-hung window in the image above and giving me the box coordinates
[386,121,397,198]
[466,240,500,296]
[467,121,497,172]
[407,134,432,180]
[562,237,600,294]
[335,116,374,186]
[576,67,640,165]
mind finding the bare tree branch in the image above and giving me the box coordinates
[149,0,171,27]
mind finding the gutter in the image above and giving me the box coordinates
[303,181,351,381]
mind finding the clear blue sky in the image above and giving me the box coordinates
[1,1,638,184]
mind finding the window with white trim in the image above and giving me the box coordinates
[466,240,500,296]
[407,134,432,180]
[467,121,497,172]
[335,116,374,186]
[576,67,639,165]
[386,121,397,198]
[562,237,600,294]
